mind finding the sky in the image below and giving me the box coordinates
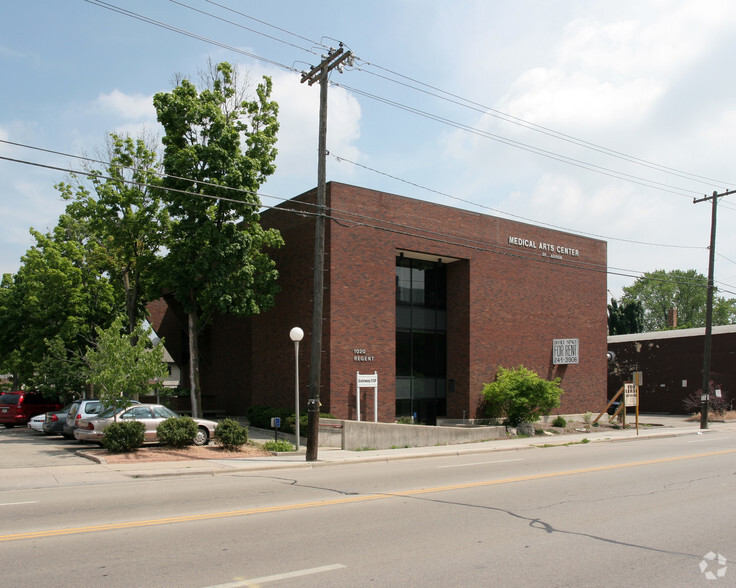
[3,0,736,301]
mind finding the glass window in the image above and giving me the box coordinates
[396,265,412,305]
[396,332,411,377]
[395,255,448,421]
[153,406,178,419]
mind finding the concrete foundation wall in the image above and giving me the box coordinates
[320,418,506,450]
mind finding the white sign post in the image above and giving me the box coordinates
[552,338,579,365]
[356,371,378,422]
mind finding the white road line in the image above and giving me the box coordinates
[204,563,346,587]
[0,501,38,507]
[438,458,524,468]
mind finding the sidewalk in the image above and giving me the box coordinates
[3,415,735,490]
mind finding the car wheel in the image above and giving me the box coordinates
[193,427,209,446]
[3,424,14,429]
[62,433,74,440]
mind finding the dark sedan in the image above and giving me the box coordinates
[42,403,74,436]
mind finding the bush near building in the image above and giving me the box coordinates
[214,419,249,451]
[481,366,564,427]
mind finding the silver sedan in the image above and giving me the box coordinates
[74,404,217,446]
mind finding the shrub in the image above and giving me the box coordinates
[157,416,198,448]
[583,411,593,424]
[481,365,564,427]
[215,419,249,451]
[682,386,731,416]
[102,421,145,453]
[286,411,308,435]
[264,439,295,452]
[552,415,567,428]
[247,405,292,430]
[247,405,336,435]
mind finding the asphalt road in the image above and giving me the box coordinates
[1,428,735,586]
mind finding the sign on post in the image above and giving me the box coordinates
[270,417,281,442]
[624,383,637,407]
[356,371,378,423]
[552,338,579,365]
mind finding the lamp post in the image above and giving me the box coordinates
[289,327,304,451]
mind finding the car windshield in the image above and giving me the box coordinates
[0,394,21,405]
[98,406,123,419]
[153,406,178,419]
[97,401,146,419]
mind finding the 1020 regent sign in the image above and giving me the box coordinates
[353,348,375,362]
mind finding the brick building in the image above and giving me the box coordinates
[607,325,736,414]
[150,182,608,423]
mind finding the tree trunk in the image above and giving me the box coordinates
[187,302,202,418]
[123,269,140,337]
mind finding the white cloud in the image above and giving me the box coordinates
[93,89,155,120]
[249,67,363,194]
[500,68,663,130]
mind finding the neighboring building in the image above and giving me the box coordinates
[607,325,736,414]
[150,182,608,423]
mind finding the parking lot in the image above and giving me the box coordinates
[0,426,93,468]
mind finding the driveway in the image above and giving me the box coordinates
[0,426,92,468]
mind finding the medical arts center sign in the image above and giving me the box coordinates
[508,236,580,260]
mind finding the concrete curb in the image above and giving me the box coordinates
[123,425,716,480]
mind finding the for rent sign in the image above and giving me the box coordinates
[552,338,579,365]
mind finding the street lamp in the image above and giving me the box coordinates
[289,327,304,451]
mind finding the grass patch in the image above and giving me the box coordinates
[263,439,295,452]
[538,438,590,448]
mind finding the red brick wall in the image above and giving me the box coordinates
[320,183,607,417]
[159,182,607,419]
[608,329,736,414]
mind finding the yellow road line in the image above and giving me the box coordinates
[2,448,734,543]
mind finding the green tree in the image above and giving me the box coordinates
[153,61,283,417]
[481,366,564,426]
[0,215,116,393]
[85,315,168,408]
[0,273,22,387]
[622,269,736,331]
[607,298,644,335]
[57,133,168,336]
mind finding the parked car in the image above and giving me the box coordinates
[63,399,138,439]
[0,391,63,428]
[27,413,46,433]
[43,403,75,436]
[74,404,217,446]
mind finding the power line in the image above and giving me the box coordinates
[195,1,733,191]
[352,60,736,189]
[169,0,322,56]
[84,0,299,73]
[2,137,705,252]
[328,151,703,251]
[336,82,701,199]
[2,150,726,296]
[86,0,720,200]
[203,0,326,49]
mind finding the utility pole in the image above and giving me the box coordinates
[693,188,736,429]
[300,45,353,461]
